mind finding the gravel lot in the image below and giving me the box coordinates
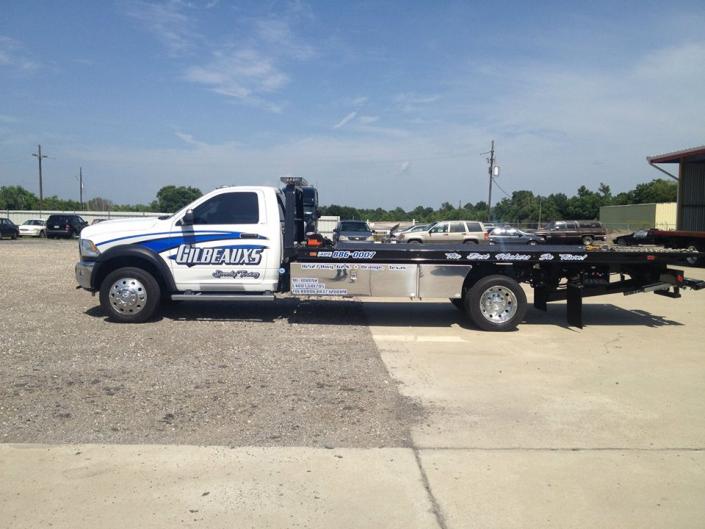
[0,239,420,447]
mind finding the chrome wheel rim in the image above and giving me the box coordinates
[109,277,147,315]
[479,286,518,323]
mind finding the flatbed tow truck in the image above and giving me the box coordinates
[75,178,705,331]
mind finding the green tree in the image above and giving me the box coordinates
[155,185,202,213]
[0,186,38,209]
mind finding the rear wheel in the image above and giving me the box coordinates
[99,267,161,323]
[39,230,46,238]
[463,239,478,244]
[465,275,527,331]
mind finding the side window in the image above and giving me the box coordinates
[192,192,259,225]
[430,223,448,233]
[449,222,466,233]
[466,222,482,232]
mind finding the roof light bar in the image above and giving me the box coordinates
[280,176,309,186]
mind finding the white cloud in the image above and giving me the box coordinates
[333,111,357,129]
[0,35,39,71]
[358,115,379,124]
[394,92,440,112]
[184,49,289,111]
[125,0,199,55]
[254,18,316,60]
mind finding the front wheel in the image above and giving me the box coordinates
[465,275,527,331]
[99,267,161,323]
[582,236,593,245]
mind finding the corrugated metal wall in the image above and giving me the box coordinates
[679,163,705,231]
[2,209,166,225]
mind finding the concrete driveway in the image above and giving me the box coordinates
[363,266,705,528]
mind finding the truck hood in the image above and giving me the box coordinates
[80,216,168,244]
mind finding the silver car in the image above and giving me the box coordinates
[397,220,487,244]
[18,219,46,238]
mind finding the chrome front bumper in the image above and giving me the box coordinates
[75,261,95,290]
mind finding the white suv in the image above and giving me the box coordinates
[398,220,487,244]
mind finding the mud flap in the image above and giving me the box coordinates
[567,282,583,328]
[533,286,548,311]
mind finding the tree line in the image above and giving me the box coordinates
[0,185,202,213]
[1,178,676,223]
[321,179,677,223]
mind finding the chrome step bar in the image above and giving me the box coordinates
[171,292,275,302]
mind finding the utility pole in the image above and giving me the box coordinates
[79,167,84,209]
[537,196,542,227]
[485,140,495,221]
[32,144,48,209]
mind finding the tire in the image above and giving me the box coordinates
[11,232,17,240]
[465,274,527,331]
[99,267,161,323]
[463,239,478,244]
[581,236,593,245]
[450,298,464,311]
[528,240,538,246]
[39,230,46,238]
[407,240,422,244]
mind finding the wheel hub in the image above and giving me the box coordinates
[479,285,518,323]
[109,278,147,314]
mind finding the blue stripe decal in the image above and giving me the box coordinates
[97,230,267,247]
[139,233,265,254]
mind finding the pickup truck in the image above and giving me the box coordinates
[75,178,704,331]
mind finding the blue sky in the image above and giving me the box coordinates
[1,0,704,208]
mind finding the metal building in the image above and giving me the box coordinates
[648,145,705,231]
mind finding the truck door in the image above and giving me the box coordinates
[167,190,272,291]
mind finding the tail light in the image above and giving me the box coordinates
[484,232,489,240]
[65,224,70,230]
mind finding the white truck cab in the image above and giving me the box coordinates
[76,185,286,321]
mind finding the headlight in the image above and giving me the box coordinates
[79,239,100,258]
[338,235,348,241]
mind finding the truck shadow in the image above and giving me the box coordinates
[84,298,683,330]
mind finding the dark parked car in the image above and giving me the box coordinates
[489,227,544,245]
[534,220,606,245]
[0,217,19,239]
[45,214,88,239]
[333,220,374,243]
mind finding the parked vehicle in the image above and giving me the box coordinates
[398,220,486,244]
[332,220,374,243]
[0,217,19,239]
[615,229,705,252]
[18,219,46,238]
[389,223,434,242]
[489,227,544,245]
[73,178,704,331]
[45,214,88,239]
[534,220,606,245]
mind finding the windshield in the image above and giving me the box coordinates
[340,221,370,232]
[23,220,44,225]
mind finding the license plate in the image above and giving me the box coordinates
[53,225,60,228]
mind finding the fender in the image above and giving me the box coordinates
[92,245,177,292]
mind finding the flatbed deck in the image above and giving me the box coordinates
[295,242,704,268]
